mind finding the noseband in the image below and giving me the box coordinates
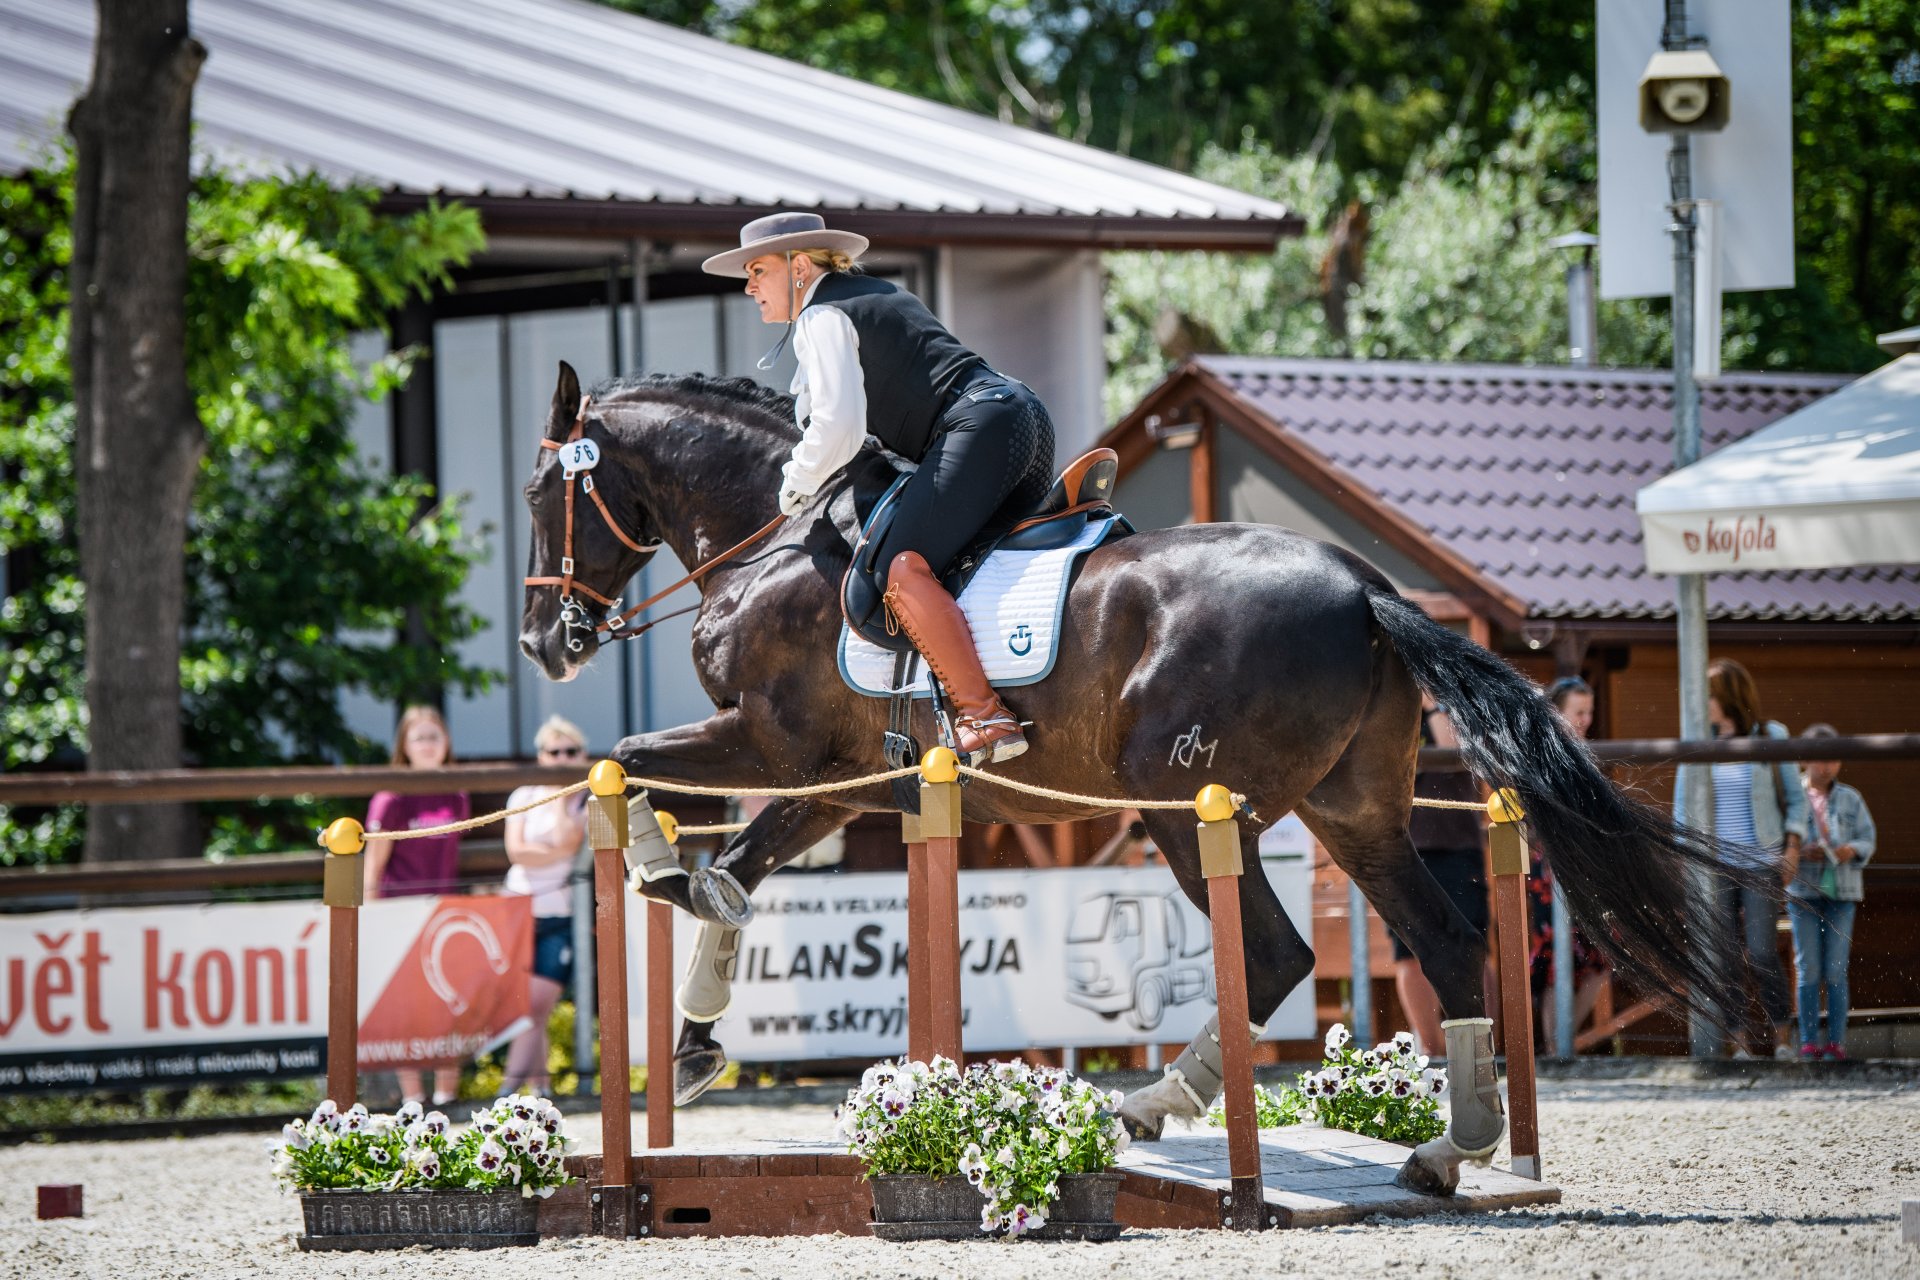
[523,394,785,653]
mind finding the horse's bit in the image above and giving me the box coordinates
[523,394,784,653]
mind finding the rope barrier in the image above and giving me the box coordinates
[622,766,921,799]
[336,761,1495,848]
[951,764,1247,813]
[348,780,593,842]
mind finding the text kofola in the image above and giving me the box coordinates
[1679,514,1778,564]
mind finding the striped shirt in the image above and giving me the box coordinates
[1711,760,1765,866]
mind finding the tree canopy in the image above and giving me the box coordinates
[607,0,1917,375]
[0,158,492,864]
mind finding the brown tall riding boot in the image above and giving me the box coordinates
[883,551,1028,765]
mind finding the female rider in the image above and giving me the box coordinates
[703,211,1055,765]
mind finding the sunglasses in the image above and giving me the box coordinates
[539,744,585,759]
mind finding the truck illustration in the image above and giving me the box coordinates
[1064,891,1213,1032]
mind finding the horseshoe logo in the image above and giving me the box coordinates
[1008,623,1033,656]
[421,909,513,1016]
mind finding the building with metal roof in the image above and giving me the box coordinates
[0,0,1294,247]
[1,0,1298,763]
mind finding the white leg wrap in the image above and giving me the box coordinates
[624,793,686,886]
[1118,1016,1266,1139]
[1441,1017,1504,1160]
[676,922,741,1023]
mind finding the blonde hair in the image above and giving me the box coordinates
[390,705,453,767]
[534,714,586,753]
[797,246,859,274]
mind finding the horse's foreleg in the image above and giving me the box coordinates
[666,798,856,1100]
[609,709,778,792]
[671,921,741,1105]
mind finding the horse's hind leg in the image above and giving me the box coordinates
[1295,713,1504,1196]
[1115,811,1315,1141]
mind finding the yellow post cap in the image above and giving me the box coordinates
[656,810,680,845]
[1195,784,1236,824]
[588,759,627,797]
[921,746,959,784]
[1488,788,1526,824]
[320,817,365,856]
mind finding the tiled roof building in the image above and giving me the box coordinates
[1105,357,1918,631]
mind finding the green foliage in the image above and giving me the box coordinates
[1205,1081,1309,1130]
[272,1096,575,1194]
[1208,1025,1444,1146]
[0,155,492,865]
[613,0,1914,378]
[840,1056,1128,1235]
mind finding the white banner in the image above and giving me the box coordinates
[627,828,1315,1062]
[0,896,531,1093]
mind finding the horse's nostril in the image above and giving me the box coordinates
[518,637,540,664]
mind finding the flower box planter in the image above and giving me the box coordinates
[868,1171,1125,1242]
[296,1188,539,1251]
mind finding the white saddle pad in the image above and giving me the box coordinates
[837,516,1115,699]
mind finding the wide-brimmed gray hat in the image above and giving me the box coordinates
[701,211,870,278]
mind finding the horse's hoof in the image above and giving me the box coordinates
[1394,1142,1461,1197]
[1119,1110,1165,1142]
[673,1046,728,1107]
[689,867,753,927]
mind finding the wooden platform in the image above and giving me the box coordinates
[1116,1126,1561,1230]
[540,1129,1559,1239]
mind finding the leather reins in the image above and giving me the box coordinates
[523,394,785,651]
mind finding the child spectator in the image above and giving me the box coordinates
[1789,723,1876,1060]
[364,705,470,1105]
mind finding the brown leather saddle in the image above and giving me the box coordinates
[841,448,1126,653]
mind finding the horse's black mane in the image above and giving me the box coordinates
[591,372,796,432]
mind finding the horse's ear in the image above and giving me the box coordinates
[547,361,582,440]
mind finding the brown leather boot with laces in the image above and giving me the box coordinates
[882,551,1029,765]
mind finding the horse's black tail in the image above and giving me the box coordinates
[1366,588,1748,1026]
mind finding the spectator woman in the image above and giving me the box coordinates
[364,705,470,1105]
[1529,677,1611,1047]
[1695,658,1808,1059]
[1789,723,1876,1060]
[498,716,591,1095]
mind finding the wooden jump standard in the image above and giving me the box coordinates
[314,756,1546,1239]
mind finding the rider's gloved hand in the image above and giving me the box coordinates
[778,486,811,517]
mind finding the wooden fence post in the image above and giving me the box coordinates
[1488,788,1540,1180]
[1195,785,1266,1230]
[585,761,635,1237]
[915,748,965,1062]
[646,811,680,1153]
[319,818,365,1107]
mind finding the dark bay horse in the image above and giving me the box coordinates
[518,363,1744,1192]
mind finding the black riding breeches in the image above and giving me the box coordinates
[871,377,1056,585]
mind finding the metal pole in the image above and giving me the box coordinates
[1663,2,1719,1057]
[1551,879,1575,1058]
[1347,879,1373,1046]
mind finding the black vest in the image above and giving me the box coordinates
[804,273,984,462]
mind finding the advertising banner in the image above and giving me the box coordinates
[626,833,1315,1063]
[0,895,530,1094]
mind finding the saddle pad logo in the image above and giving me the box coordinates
[1008,623,1033,656]
[559,438,601,474]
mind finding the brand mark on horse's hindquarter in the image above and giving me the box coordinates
[1170,725,1218,769]
[1008,623,1033,656]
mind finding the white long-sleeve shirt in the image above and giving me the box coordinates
[782,277,870,496]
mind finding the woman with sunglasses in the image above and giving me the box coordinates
[499,716,591,1096]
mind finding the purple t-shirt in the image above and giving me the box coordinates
[366,791,470,897]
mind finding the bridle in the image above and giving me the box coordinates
[523,393,785,653]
